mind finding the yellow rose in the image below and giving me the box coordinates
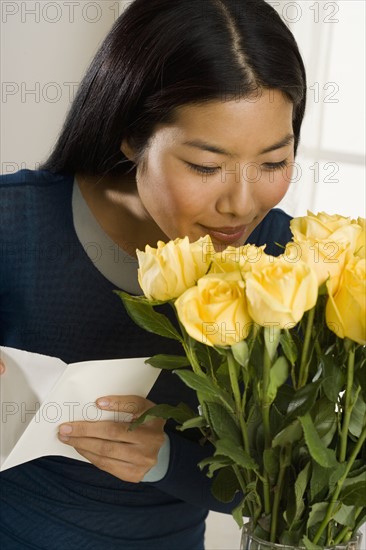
[175,272,251,347]
[326,257,366,345]
[244,255,318,328]
[284,238,351,294]
[210,244,267,274]
[288,212,362,292]
[137,235,214,301]
[290,211,361,249]
[353,217,366,258]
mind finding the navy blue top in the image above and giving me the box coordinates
[0,170,292,549]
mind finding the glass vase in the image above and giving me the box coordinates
[240,522,363,550]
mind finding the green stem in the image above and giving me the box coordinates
[270,444,291,543]
[179,322,203,375]
[227,353,251,457]
[261,347,272,515]
[312,417,366,545]
[232,464,247,496]
[298,306,316,388]
[228,353,256,519]
[262,348,271,448]
[227,352,243,416]
[339,342,355,462]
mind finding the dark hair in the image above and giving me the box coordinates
[40,0,307,178]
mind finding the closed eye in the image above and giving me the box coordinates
[262,160,288,171]
[185,162,220,176]
[186,159,289,176]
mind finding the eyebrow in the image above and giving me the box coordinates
[182,134,295,157]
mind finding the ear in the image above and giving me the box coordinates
[120,137,137,163]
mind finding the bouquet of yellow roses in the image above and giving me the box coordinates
[117,212,366,549]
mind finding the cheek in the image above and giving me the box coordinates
[259,165,293,208]
[138,159,201,218]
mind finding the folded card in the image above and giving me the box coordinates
[0,346,160,471]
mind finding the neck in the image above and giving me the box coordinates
[75,172,167,255]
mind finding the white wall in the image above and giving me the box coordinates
[277,0,365,219]
[1,0,125,171]
[1,2,365,549]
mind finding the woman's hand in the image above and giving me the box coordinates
[58,395,166,483]
[0,359,5,375]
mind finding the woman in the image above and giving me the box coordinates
[0,0,306,548]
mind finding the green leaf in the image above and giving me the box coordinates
[275,384,296,416]
[344,468,366,485]
[329,462,348,488]
[287,381,322,421]
[115,291,181,341]
[175,369,234,410]
[231,340,249,367]
[272,419,302,447]
[264,325,281,362]
[321,354,345,402]
[333,504,356,527]
[349,393,366,437]
[232,498,245,528]
[312,397,337,447]
[310,463,332,502]
[268,356,289,403]
[205,401,241,445]
[130,402,194,428]
[310,462,346,503]
[299,413,338,468]
[198,455,231,478]
[145,354,189,370]
[340,481,366,507]
[178,416,207,431]
[307,501,329,529]
[210,466,240,503]
[293,462,311,523]
[355,363,366,400]
[280,330,298,365]
[194,341,223,373]
[214,438,258,470]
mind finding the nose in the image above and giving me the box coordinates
[215,161,257,219]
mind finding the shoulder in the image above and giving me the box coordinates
[0,169,75,239]
[247,208,293,256]
[0,169,73,189]
[0,169,74,214]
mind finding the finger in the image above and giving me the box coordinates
[58,420,131,443]
[0,359,5,375]
[95,395,155,418]
[58,434,160,482]
[58,433,136,463]
[58,418,165,446]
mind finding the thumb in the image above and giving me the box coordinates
[0,359,5,375]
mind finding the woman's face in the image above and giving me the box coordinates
[123,89,294,250]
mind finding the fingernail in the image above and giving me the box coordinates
[59,424,72,435]
[58,434,69,442]
[97,399,110,408]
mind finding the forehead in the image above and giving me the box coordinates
[153,89,294,155]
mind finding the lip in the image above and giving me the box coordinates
[201,225,248,245]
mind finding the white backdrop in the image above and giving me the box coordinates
[1,1,365,549]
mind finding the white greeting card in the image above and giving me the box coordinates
[0,346,160,471]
